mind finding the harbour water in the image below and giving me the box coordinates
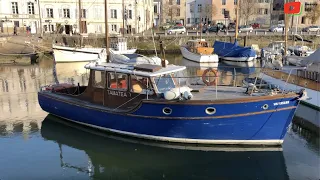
[0,55,319,180]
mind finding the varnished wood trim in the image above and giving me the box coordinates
[142,93,299,105]
[262,68,320,91]
[125,106,297,120]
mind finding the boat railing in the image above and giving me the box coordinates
[163,66,310,99]
[296,69,319,82]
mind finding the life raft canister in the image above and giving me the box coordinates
[202,68,218,86]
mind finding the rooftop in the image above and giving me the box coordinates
[84,62,186,77]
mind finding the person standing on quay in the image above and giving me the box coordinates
[13,25,17,35]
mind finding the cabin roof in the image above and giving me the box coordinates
[188,39,206,42]
[84,62,186,77]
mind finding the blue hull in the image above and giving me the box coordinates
[38,92,299,145]
[213,41,256,59]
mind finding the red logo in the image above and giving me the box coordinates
[284,2,301,14]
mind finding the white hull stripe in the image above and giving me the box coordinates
[53,114,284,145]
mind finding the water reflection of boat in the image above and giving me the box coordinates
[41,114,289,179]
[220,60,257,75]
[181,58,219,69]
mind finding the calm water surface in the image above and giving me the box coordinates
[0,55,319,180]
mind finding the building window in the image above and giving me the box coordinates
[81,9,86,18]
[176,0,180,5]
[111,9,117,18]
[11,2,19,14]
[221,8,226,15]
[63,9,70,18]
[176,8,180,16]
[169,0,173,5]
[234,0,237,5]
[198,4,202,12]
[187,18,190,23]
[46,8,53,18]
[265,0,269,3]
[111,24,117,31]
[305,3,317,12]
[169,9,172,16]
[190,4,194,13]
[301,16,306,24]
[128,10,132,19]
[257,8,262,14]
[27,2,35,14]
[154,5,157,13]
[222,0,226,5]
[264,9,268,15]
[258,0,263,3]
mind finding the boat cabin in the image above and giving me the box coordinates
[185,39,214,55]
[50,62,186,111]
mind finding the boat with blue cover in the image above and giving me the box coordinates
[38,60,308,146]
[213,41,257,62]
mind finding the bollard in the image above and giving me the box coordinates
[308,31,311,35]
[255,31,257,35]
[186,31,188,35]
[196,31,199,36]
[246,31,249,36]
[165,31,167,36]
[226,31,229,35]
[142,32,144,36]
[264,31,267,35]
[175,32,178,36]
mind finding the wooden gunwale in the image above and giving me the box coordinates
[262,68,320,91]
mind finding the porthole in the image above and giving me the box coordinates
[304,82,308,87]
[292,79,295,83]
[163,107,172,115]
[262,104,269,110]
[281,75,285,80]
[205,107,216,115]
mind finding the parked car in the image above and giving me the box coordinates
[228,22,236,29]
[250,23,260,29]
[160,23,174,30]
[175,22,183,26]
[167,26,186,34]
[269,25,290,32]
[238,25,253,33]
[202,25,220,33]
[302,26,320,32]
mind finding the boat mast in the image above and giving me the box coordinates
[122,0,125,36]
[284,0,288,56]
[78,0,82,34]
[200,13,202,39]
[235,0,240,41]
[105,0,110,62]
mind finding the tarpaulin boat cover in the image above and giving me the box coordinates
[300,48,320,66]
[213,41,256,58]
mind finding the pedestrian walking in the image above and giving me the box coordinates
[13,25,17,35]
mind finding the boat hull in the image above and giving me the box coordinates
[180,47,219,63]
[220,56,256,62]
[53,45,106,62]
[38,92,299,145]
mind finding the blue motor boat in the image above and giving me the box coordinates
[38,62,306,146]
[213,41,257,62]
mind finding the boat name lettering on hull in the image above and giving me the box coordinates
[107,90,130,97]
[273,101,289,106]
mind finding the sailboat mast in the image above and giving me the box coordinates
[122,0,125,36]
[284,0,288,56]
[78,0,82,34]
[235,0,240,41]
[105,0,110,62]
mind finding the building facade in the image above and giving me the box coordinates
[0,0,153,35]
[161,0,186,25]
[0,0,41,34]
[271,0,320,27]
[154,0,161,26]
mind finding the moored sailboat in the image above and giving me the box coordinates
[180,39,219,63]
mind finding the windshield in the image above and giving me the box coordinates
[154,74,176,93]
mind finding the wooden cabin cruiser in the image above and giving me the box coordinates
[180,39,219,63]
[38,61,307,145]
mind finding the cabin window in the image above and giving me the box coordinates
[130,75,154,95]
[154,74,176,93]
[93,71,105,88]
[108,72,128,91]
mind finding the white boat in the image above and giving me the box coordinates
[52,44,107,63]
[180,39,219,63]
[109,49,169,65]
[288,45,315,56]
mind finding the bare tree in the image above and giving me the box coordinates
[239,0,257,25]
[305,3,320,25]
[201,4,218,25]
[161,0,178,23]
